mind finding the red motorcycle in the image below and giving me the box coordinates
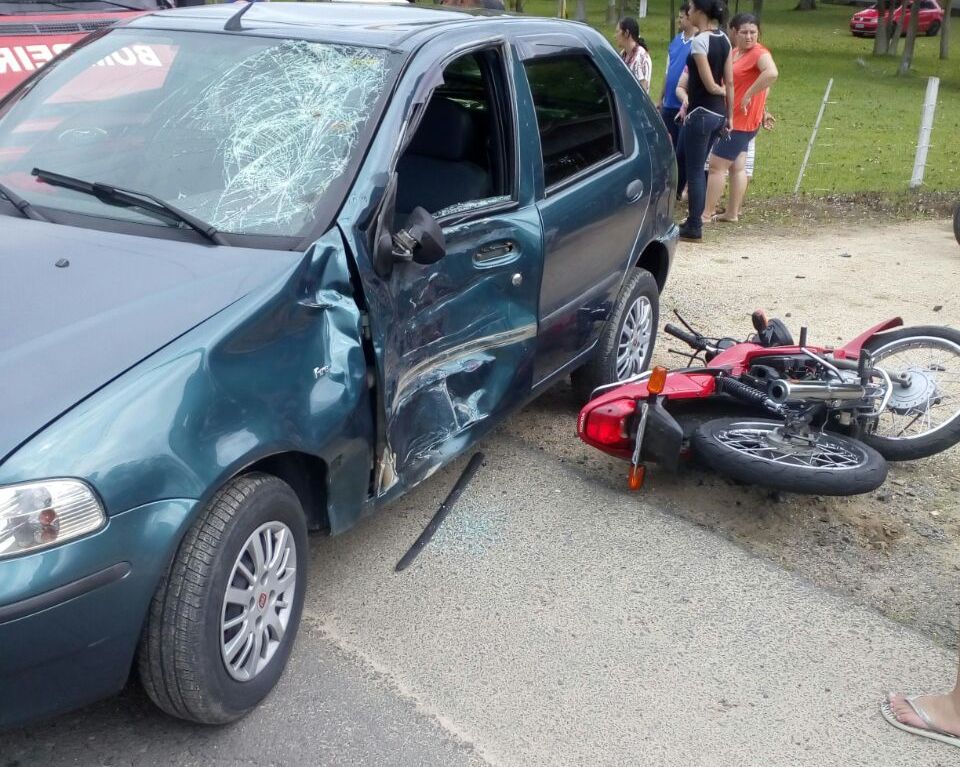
[577,312,960,495]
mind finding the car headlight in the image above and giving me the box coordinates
[0,479,106,559]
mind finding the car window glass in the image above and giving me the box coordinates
[522,55,619,190]
[0,30,396,238]
[394,49,513,220]
[48,43,179,104]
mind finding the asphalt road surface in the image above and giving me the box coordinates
[3,424,955,767]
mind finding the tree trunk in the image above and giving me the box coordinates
[607,0,617,24]
[940,1,951,59]
[873,0,889,54]
[753,0,764,18]
[888,5,907,54]
[574,0,586,20]
[794,0,816,9]
[898,0,922,73]
[512,0,524,12]
[669,0,676,38]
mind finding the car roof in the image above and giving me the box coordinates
[124,2,576,49]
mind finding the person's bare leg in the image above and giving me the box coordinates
[721,152,749,222]
[703,154,731,224]
[887,652,960,737]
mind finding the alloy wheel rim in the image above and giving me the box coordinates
[616,295,653,380]
[220,521,298,682]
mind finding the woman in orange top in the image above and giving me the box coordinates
[703,13,778,223]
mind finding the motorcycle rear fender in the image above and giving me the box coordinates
[640,396,684,471]
[835,317,903,359]
[586,370,717,407]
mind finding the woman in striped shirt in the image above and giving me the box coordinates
[616,17,653,94]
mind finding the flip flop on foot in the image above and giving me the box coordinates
[880,693,960,749]
[711,214,739,223]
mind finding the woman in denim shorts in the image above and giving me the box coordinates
[703,13,778,223]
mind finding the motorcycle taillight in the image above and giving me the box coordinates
[579,399,635,448]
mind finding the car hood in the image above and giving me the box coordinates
[0,218,305,463]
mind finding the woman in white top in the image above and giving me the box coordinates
[615,17,652,94]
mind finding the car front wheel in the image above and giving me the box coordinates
[139,472,307,724]
[571,266,660,402]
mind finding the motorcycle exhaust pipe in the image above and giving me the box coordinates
[768,379,865,404]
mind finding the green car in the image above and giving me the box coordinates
[0,1,677,728]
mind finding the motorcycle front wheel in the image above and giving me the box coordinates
[692,419,888,496]
[862,326,960,461]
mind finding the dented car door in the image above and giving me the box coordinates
[341,39,543,497]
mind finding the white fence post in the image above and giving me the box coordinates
[910,76,940,188]
[794,78,833,196]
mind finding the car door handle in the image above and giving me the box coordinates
[625,179,645,204]
[474,241,516,264]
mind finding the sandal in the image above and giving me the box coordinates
[880,693,960,749]
[711,214,739,223]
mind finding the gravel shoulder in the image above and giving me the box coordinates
[509,217,960,648]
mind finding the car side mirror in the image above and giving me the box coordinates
[392,207,446,266]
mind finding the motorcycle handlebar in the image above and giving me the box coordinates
[663,323,705,350]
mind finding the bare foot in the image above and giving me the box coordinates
[888,692,960,737]
[712,215,739,223]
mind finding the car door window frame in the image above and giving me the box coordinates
[520,50,628,198]
[391,41,520,228]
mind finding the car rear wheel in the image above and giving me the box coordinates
[571,267,659,402]
[926,20,940,35]
[138,472,307,724]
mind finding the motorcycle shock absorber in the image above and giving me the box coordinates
[715,376,786,416]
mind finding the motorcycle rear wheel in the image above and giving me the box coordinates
[692,419,888,496]
[862,326,960,461]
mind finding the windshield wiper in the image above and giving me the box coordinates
[0,180,50,222]
[32,167,226,245]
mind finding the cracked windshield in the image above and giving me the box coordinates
[0,30,392,236]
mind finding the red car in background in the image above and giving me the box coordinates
[0,0,168,98]
[850,0,944,36]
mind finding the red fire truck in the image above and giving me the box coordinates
[0,0,170,98]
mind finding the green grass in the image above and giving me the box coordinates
[521,0,960,199]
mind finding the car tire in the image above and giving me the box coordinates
[571,267,659,402]
[926,20,940,35]
[139,472,308,724]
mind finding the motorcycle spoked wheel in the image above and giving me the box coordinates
[692,419,888,496]
[862,326,960,461]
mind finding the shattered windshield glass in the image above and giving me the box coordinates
[0,30,395,237]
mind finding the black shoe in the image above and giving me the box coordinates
[678,224,701,242]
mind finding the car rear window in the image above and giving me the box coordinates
[522,55,619,189]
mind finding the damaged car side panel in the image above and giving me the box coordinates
[339,32,543,498]
[0,229,374,534]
